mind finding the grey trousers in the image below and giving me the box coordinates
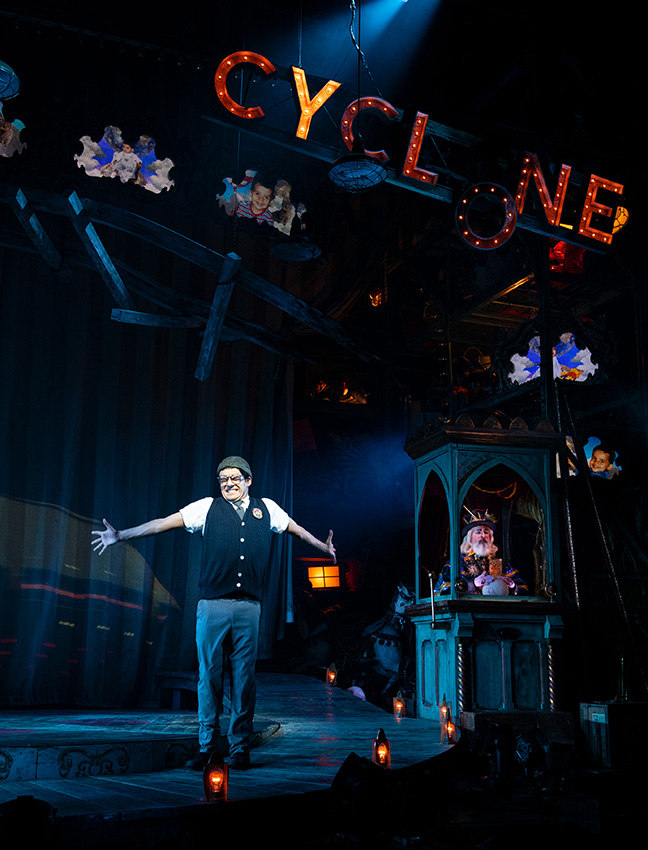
[195,597,261,754]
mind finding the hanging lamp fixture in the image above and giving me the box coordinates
[329,1,386,192]
[0,60,20,100]
[329,134,387,192]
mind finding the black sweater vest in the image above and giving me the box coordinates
[199,496,273,600]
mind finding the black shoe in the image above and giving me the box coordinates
[185,750,212,771]
[228,750,251,770]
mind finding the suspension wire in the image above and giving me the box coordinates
[554,382,580,609]
[230,43,245,256]
[231,130,241,254]
[562,391,648,698]
[349,0,383,98]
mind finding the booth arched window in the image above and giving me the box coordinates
[417,461,551,601]
[459,463,546,598]
[417,470,450,600]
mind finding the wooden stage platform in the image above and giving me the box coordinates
[2,672,637,849]
[0,672,450,848]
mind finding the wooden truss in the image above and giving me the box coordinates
[1,185,375,380]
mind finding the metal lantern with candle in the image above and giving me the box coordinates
[372,727,391,768]
[203,755,229,801]
[393,690,405,718]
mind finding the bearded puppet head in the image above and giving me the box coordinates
[460,508,498,559]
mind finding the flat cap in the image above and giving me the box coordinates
[217,456,252,479]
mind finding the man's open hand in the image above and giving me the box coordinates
[91,519,118,555]
[325,529,336,564]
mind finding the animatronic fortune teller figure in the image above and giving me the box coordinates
[434,508,527,596]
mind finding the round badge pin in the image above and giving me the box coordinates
[252,508,263,519]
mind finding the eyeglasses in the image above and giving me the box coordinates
[218,475,246,485]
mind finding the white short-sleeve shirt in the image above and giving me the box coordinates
[179,496,290,535]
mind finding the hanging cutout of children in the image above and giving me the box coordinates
[74,125,174,193]
[216,169,306,237]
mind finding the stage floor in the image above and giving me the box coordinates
[0,672,446,846]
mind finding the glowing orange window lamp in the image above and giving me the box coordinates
[372,728,391,768]
[203,756,228,801]
[326,663,338,686]
[302,557,340,589]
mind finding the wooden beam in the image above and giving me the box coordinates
[0,187,374,362]
[66,192,134,310]
[448,275,536,327]
[110,310,203,328]
[79,200,375,361]
[0,226,307,361]
[195,252,240,381]
[237,267,374,361]
[9,188,71,281]
[112,257,308,361]
[222,312,311,363]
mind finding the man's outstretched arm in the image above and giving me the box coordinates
[92,512,185,555]
[286,520,336,564]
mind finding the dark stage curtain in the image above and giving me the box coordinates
[0,247,293,707]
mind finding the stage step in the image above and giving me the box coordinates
[0,710,281,783]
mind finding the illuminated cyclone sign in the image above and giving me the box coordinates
[214,52,626,251]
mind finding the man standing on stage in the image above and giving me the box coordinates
[92,455,336,770]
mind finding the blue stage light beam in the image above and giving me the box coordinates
[359,0,444,95]
[287,1,443,99]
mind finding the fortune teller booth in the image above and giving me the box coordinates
[404,414,573,741]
